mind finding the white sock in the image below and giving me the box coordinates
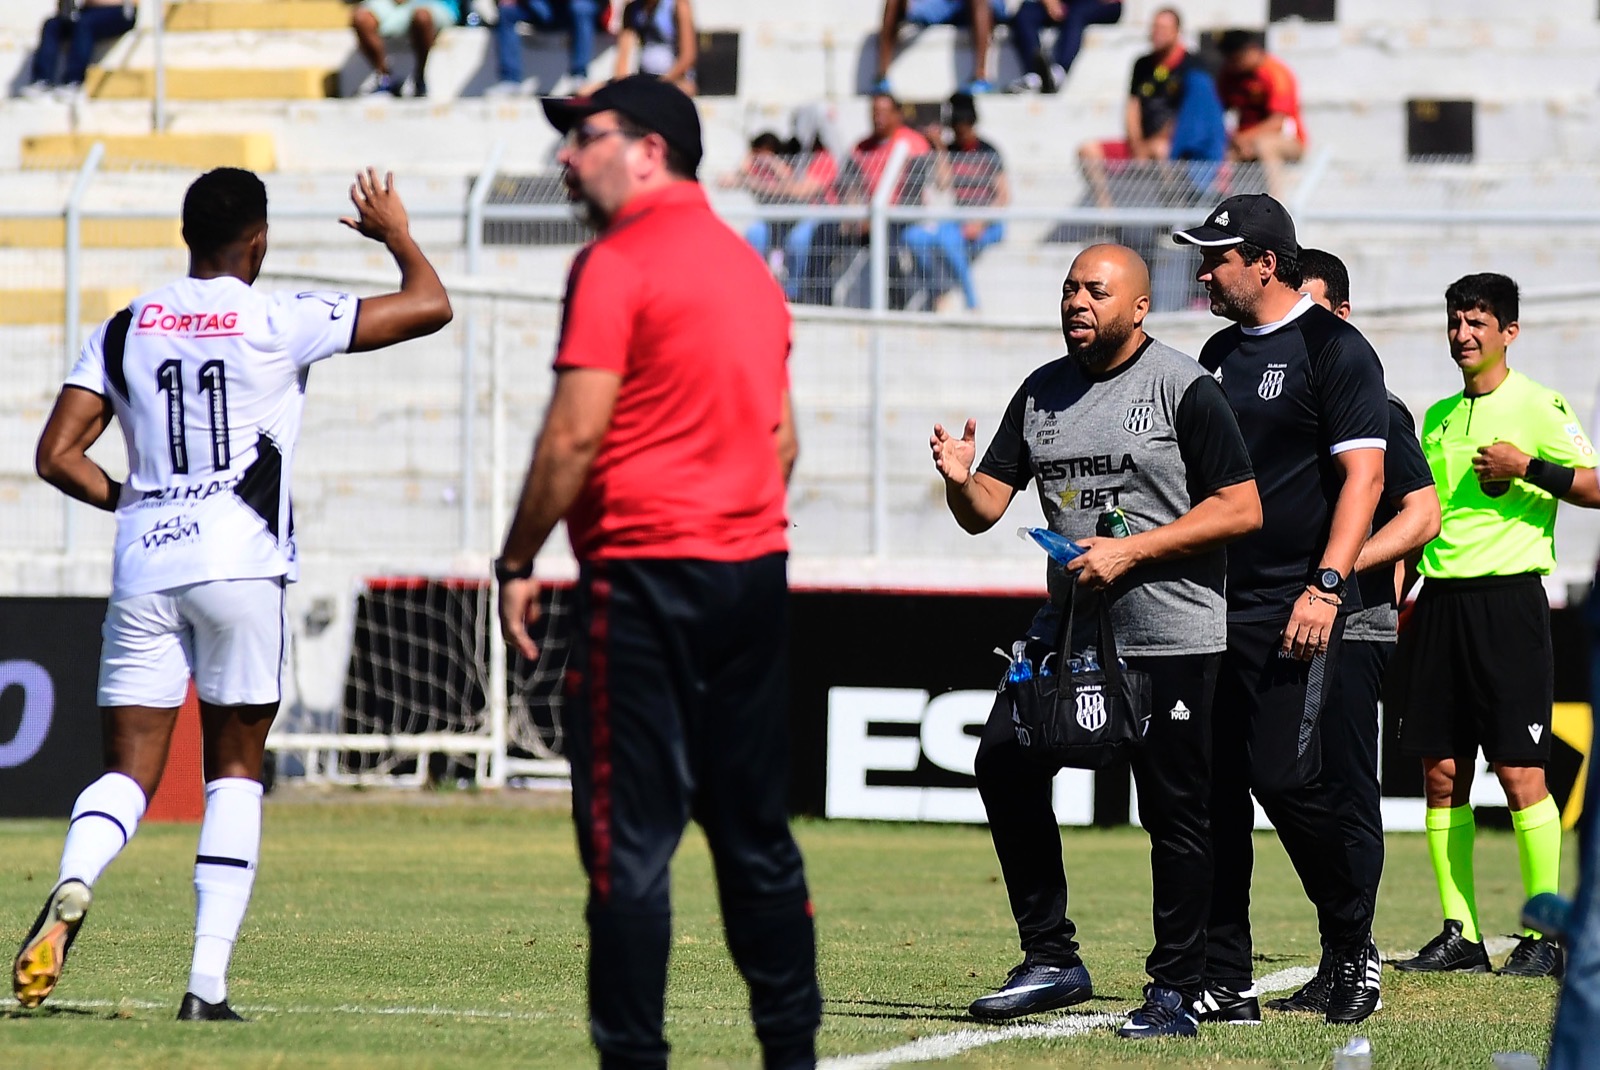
[188,777,263,1004]
[58,772,147,887]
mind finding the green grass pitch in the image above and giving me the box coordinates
[0,793,1562,1068]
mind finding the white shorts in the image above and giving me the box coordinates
[98,578,287,708]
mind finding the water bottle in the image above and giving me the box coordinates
[1491,1055,1540,1070]
[1017,526,1086,565]
[1332,1036,1371,1070]
[1097,507,1131,539]
[1005,639,1033,684]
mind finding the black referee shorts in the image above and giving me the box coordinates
[1395,573,1553,764]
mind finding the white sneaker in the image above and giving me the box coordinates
[19,81,51,100]
[51,83,81,103]
[355,69,396,96]
[1045,63,1067,94]
[547,73,584,96]
[1004,72,1042,94]
[484,78,535,98]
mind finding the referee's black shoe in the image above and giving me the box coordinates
[1192,984,1260,1024]
[1498,934,1564,978]
[967,957,1093,1020]
[1391,920,1491,973]
[177,992,247,1022]
[1324,942,1382,1025]
[1265,957,1331,1015]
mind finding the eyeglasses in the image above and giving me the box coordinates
[566,125,638,150]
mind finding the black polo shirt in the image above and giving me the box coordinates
[1197,295,1389,622]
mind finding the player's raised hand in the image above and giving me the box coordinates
[931,418,978,484]
[498,574,544,661]
[340,168,410,246]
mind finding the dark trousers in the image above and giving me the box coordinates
[32,7,136,87]
[1207,617,1371,990]
[563,554,821,1070]
[975,652,1218,997]
[1321,638,1390,914]
[1009,0,1122,78]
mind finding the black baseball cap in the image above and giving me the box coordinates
[1172,193,1299,259]
[541,74,703,177]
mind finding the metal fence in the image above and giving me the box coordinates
[12,147,1600,780]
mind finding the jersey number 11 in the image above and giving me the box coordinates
[156,359,231,475]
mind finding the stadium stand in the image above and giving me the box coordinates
[7,0,1600,776]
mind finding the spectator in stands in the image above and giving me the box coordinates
[1078,7,1225,208]
[721,129,839,298]
[485,0,600,97]
[794,92,931,307]
[905,92,1008,311]
[874,0,1006,96]
[352,0,460,97]
[1005,0,1121,95]
[608,0,696,95]
[21,0,136,100]
[1218,29,1305,166]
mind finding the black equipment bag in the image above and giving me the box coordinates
[1004,585,1153,770]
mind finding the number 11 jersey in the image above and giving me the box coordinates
[65,276,358,598]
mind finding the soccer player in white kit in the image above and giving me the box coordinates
[15,167,451,1019]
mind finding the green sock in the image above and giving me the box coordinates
[1425,805,1480,942]
[1511,794,1563,937]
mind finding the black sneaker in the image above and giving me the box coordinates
[13,879,92,1009]
[967,958,1093,1021]
[1391,920,1491,973]
[1117,984,1197,1039]
[1325,942,1382,1025]
[1265,956,1331,1015]
[1193,983,1261,1024]
[177,992,247,1021]
[1498,934,1564,978]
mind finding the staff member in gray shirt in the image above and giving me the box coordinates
[931,244,1261,1039]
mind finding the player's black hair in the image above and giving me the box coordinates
[1299,248,1349,308]
[749,131,784,153]
[1237,240,1303,289]
[1219,29,1266,57]
[616,113,696,179]
[1446,272,1519,328]
[949,91,978,128]
[182,168,267,257]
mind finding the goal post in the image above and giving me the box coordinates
[268,575,572,786]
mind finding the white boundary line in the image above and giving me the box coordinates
[817,966,1319,1070]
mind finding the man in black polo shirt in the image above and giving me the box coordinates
[1262,249,1440,1015]
[1173,196,1389,1025]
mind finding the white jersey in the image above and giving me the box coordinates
[65,276,358,598]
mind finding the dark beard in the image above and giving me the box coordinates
[1067,316,1135,370]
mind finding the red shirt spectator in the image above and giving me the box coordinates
[553,182,792,561]
[1220,52,1304,145]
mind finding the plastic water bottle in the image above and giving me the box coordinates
[1332,1036,1371,1070]
[1005,639,1033,684]
[1017,526,1086,565]
[1491,1054,1540,1070]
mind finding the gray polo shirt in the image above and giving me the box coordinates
[979,337,1255,657]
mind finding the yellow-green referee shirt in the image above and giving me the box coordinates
[1419,369,1596,579]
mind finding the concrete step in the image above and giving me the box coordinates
[88,65,337,101]
[0,217,181,248]
[0,287,140,325]
[167,0,352,33]
[20,132,277,171]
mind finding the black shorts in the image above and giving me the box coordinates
[1394,573,1553,764]
[1215,615,1344,796]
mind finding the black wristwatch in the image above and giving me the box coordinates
[493,555,534,583]
[1312,567,1346,598]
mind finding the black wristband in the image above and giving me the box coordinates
[1524,458,1575,497]
[493,555,534,583]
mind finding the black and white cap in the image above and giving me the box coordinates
[1172,193,1299,259]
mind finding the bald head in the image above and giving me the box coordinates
[1061,244,1151,370]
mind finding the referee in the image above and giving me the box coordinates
[933,244,1260,1038]
[1392,273,1600,979]
[496,77,821,1069]
[1262,249,1440,1014]
[1173,195,1389,1025]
